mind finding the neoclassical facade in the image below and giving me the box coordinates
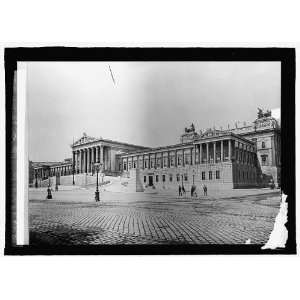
[32,110,281,190]
[119,131,258,190]
[71,133,149,176]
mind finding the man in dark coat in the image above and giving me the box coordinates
[182,185,186,196]
[191,185,195,198]
[203,184,207,196]
[178,185,182,197]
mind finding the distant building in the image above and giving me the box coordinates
[32,109,280,190]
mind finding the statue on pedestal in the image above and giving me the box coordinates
[184,123,195,133]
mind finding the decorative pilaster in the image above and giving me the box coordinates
[213,142,216,164]
[221,140,223,162]
[228,140,232,161]
[206,143,209,163]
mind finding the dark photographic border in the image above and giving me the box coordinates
[5,47,296,255]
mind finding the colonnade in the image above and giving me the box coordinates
[122,139,257,171]
[73,145,111,174]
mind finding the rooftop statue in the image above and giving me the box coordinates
[257,108,272,119]
[184,123,195,133]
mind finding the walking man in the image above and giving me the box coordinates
[178,185,182,197]
[203,184,207,196]
[191,184,196,198]
[182,185,186,196]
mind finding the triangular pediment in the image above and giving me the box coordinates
[73,133,97,146]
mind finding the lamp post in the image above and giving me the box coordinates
[94,162,102,202]
[72,163,75,185]
[35,170,38,188]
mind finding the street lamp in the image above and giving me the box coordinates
[72,163,75,185]
[35,170,38,188]
[181,174,184,187]
[192,170,195,185]
[94,162,103,202]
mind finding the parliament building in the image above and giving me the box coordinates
[32,109,281,191]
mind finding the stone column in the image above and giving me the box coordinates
[78,150,81,172]
[190,147,193,165]
[95,146,99,163]
[221,140,223,162]
[108,147,112,171]
[199,144,202,164]
[175,150,177,167]
[213,142,216,164]
[85,149,88,173]
[87,148,91,173]
[228,139,232,161]
[72,151,75,171]
[126,157,129,171]
[142,154,145,169]
[91,147,94,169]
[79,150,82,173]
[82,149,86,173]
[100,145,104,166]
[154,153,157,169]
[206,143,209,163]
[148,153,151,169]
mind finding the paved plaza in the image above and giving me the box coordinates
[29,187,281,245]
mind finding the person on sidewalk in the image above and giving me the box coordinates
[191,184,196,198]
[178,185,182,197]
[182,185,186,196]
[203,184,207,196]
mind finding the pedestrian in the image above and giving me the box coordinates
[46,186,52,199]
[182,185,186,196]
[203,184,207,196]
[191,184,195,198]
[178,185,182,197]
[193,185,197,198]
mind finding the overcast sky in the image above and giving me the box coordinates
[27,61,280,162]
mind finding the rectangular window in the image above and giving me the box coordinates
[170,156,174,166]
[163,157,168,167]
[128,162,132,169]
[177,155,182,166]
[123,163,127,170]
[202,172,205,180]
[144,176,146,183]
[176,174,180,182]
[162,175,166,182]
[169,174,173,182]
[133,161,136,168]
[150,159,154,168]
[156,158,161,168]
[184,173,188,181]
[185,154,190,165]
[216,170,220,179]
[144,161,148,168]
[262,141,266,148]
[261,155,268,166]
[209,171,212,180]
[156,175,159,182]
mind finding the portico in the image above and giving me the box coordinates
[71,133,149,175]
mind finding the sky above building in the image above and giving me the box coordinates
[27,61,280,161]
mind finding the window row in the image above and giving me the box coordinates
[143,171,221,183]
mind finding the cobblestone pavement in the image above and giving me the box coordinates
[29,190,281,245]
